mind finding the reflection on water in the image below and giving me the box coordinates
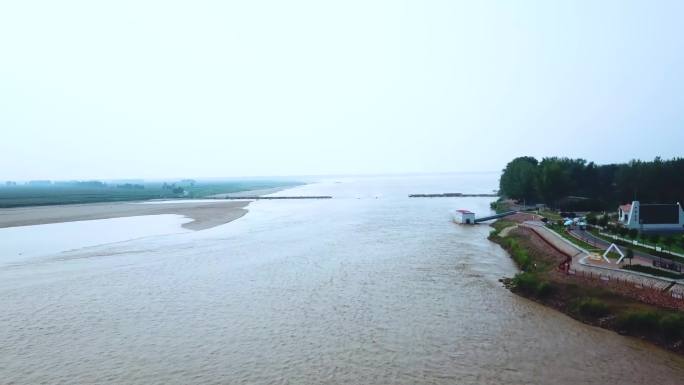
[0,174,683,384]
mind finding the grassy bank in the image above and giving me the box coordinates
[0,180,302,208]
[489,221,684,354]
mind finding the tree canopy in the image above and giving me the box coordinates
[498,156,684,210]
[499,157,538,202]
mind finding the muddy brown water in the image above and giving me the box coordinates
[1,174,683,384]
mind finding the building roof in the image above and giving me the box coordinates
[619,204,631,212]
[456,209,474,214]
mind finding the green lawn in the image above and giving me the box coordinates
[547,224,601,252]
[539,210,562,221]
[489,220,517,235]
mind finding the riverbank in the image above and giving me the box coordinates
[489,217,684,355]
[0,183,309,230]
[0,180,302,208]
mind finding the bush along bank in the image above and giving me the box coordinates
[489,220,684,355]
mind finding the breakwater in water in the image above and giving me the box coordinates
[409,192,498,198]
[219,196,332,200]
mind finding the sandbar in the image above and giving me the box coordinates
[0,200,250,231]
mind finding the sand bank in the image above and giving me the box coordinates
[0,200,250,231]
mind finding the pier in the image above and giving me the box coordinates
[473,210,517,223]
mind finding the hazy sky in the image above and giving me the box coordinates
[1,0,683,180]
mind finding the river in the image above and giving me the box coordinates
[1,174,683,384]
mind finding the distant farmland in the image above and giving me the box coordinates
[0,180,302,208]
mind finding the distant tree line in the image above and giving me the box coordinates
[116,183,145,189]
[54,180,107,188]
[4,180,109,188]
[499,156,684,210]
[161,182,186,195]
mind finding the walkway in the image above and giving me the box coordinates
[518,221,684,297]
[498,224,518,237]
[474,210,517,223]
[567,228,663,266]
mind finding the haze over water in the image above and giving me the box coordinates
[1,174,683,384]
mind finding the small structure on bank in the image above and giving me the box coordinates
[587,243,625,264]
[618,201,684,232]
[603,243,625,264]
[452,210,518,225]
[453,209,475,224]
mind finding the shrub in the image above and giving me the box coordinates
[514,250,530,270]
[628,229,638,239]
[586,213,597,225]
[598,215,608,226]
[511,273,553,297]
[513,272,540,294]
[659,314,684,339]
[536,281,554,298]
[577,298,610,318]
[504,238,532,270]
[618,310,661,334]
[625,248,634,265]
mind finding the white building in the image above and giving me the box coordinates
[453,209,476,224]
[618,201,684,232]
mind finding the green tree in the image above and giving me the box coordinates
[536,158,572,207]
[586,213,597,225]
[499,157,539,202]
[627,229,638,239]
[625,248,634,265]
[497,156,684,210]
[648,234,660,245]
